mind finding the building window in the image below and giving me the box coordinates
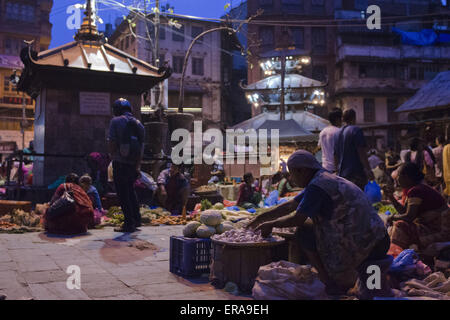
[311,0,325,14]
[354,0,368,10]
[172,56,184,73]
[6,2,19,19]
[259,26,274,50]
[424,64,440,80]
[282,0,303,14]
[289,27,304,49]
[387,99,398,122]
[168,91,179,108]
[172,25,185,42]
[148,23,166,40]
[191,26,203,44]
[169,92,203,108]
[185,93,203,108]
[3,37,25,55]
[125,37,129,49]
[192,58,204,76]
[342,0,356,10]
[6,2,35,22]
[4,76,10,92]
[409,66,424,80]
[159,26,166,40]
[4,38,12,54]
[312,65,327,82]
[360,63,396,78]
[312,27,326,54]
[363,98,375,123]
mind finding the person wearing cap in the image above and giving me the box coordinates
[248,150,389,295]
[108,98,145,232]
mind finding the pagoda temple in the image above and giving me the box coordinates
[17,0,170,186]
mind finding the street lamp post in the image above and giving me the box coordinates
[280,52,286,121]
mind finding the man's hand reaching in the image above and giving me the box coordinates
[255,222,273,238]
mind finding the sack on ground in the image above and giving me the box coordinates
[252,261,327,300]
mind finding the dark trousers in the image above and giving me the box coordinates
[112,161,141,229]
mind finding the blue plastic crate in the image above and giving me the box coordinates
[169,236,212,277]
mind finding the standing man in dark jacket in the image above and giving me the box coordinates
[108,98,145,232]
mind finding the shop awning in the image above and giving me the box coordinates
[396,71,450,113]
[242,74,325,91]
[232,111,328,133]
[231,111,325,143]
[258,119,317,142]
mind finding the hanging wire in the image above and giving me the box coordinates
[53,0,450,60]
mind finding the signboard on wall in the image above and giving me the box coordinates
[79,92,111,116]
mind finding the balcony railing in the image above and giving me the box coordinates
[337,44,450,62]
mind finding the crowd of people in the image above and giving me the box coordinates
[246,108,450,296]
[43,98,194,234]
[10,98,449,296]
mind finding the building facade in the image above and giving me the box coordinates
[109,13,223,128]
[334,0,450,149]
[247,0,450,149]
[0,0,52,152]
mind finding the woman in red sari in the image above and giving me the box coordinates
[44,173,94,235]
[384,163,450,253]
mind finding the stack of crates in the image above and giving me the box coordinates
[169,236,212,277]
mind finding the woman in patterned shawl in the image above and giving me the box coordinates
[44,173,94,235]
[384,163,450,253]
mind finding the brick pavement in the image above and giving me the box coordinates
[0,226,252,300]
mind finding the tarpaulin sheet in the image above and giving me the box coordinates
[392,28,450,46]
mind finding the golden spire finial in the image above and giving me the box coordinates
[75,0,104,44]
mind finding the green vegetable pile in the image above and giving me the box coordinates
[200,199,212,211]
[104,206,171,226]
[105,206,125,226]
[373,202,398,216]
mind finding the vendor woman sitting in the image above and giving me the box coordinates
[236,172,262,209]
[248,150,389,294]
[44,173,94,235]
[157,163,189,215]
[383,162,450,254]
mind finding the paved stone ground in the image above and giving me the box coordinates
[0,226,252,300]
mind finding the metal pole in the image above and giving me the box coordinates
[155,0,160,68]
[21,91,25,149]
[280,53,286,121]
[154,0,161,106]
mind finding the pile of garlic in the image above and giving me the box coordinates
[273,227,297,234]
[212,228,282,243]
